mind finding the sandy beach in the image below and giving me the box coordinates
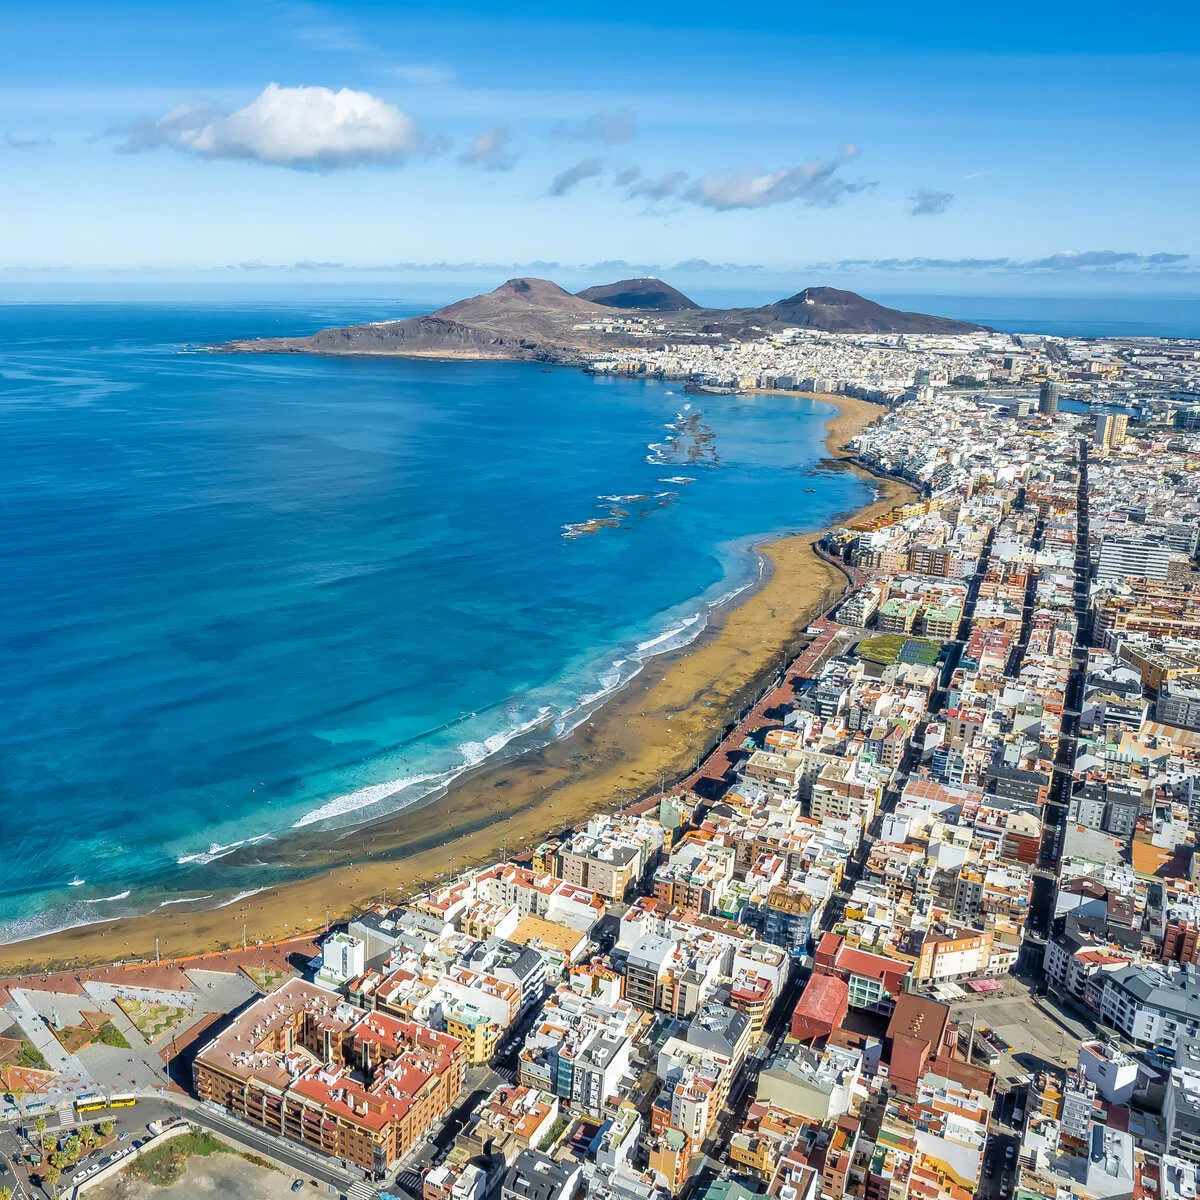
[0,393,912,975]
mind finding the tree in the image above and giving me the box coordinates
[34,1115,46,1150]
[98,1119,115,1138]
[8,1083,25,1117]
[42,1163,60,1197]
[0,1183,14,1200]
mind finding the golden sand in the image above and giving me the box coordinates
[0,394,911,974]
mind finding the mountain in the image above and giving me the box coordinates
[222,277,988,361]
[222,277,620,363]
[746,286,988,335]
[576,277,700,312]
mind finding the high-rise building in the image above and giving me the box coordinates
[1095,411,1129,448]
[1039,380,1061,415]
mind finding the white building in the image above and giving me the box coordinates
[1079,1040,1139,1106]
[316,931,365,988]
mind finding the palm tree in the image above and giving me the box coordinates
[34,1115,46,1152]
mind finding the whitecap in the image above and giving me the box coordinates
[635,613,703,658]
[68,877,85,887]
[457,707,553,766]
[215,887,271,909]
[157,895,215,908]
[292,770,453,829]
[176,832,273,866]
[83,890,131,904]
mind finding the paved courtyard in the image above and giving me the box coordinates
[945,985,1086,1086]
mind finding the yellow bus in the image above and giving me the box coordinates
[75,1093,137,1114]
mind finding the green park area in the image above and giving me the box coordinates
[115,997,192,1043]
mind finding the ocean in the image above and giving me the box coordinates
[0,301,870,942]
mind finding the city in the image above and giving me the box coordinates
[4,335,1200,1200]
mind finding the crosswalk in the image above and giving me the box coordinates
[393,1168,426,1194]
[348,1183,376,1200]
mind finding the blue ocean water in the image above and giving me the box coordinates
[0,302,869,942]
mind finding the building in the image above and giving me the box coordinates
[1097,535,1176,583]
[1166,1036,1200,1165]
[458,1086,559,1163]
[1157,684,1200,732]
[1095,412,1130,449]
[789,973,849,1044]
[1039,380,1061,416]
[1097,964,1200,1050]
[317,932,366,988]
[1078,1039,1139,1105]
[755,1042,861,1123]
[501,1150,581,1200]
[193,979,463,1176]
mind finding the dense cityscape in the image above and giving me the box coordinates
[3,328,1200,1200]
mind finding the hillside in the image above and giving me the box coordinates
[576,277,700,311]
[748,286,988,335]
[221,277,988,361]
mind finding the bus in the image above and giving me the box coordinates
[75,1093,137,1114]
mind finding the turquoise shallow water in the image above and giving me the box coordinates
[0,301,870,941]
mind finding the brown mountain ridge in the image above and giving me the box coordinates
[221,276,988,363]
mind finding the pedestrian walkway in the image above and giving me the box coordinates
[5,988,93,1094]
[83,980,195,1009]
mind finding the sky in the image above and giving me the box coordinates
[2,0,1199,297]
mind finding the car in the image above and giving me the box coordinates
[1005,1146,1016,1160]
[999,1186,1009,1199]
[292,1181,305,1193]
[1013,1107,1025,1124]
[119,1132,131,1141]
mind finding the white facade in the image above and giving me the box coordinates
[317,932,365,987]
[1079,1040,1138,1106]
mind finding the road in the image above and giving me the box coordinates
[0,1095,178,1199]
[1019,438,1089,975]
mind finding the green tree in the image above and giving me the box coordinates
[0,1182,15,1200]
[98,1119,115,1138]
[42,1163,60,1196]
[34,1115,46,1150]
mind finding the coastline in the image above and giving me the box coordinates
[0,393,913,974]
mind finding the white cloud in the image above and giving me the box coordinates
[459,125,516,170]
[687,145,873,211]
[118,83,423,170]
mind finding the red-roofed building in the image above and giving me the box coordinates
[193,979,464,1176]
[790,973,849,1044]
[885,993,955,1094]
[814,933,912,1013]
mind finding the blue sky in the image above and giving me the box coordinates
[3,0,1199,295]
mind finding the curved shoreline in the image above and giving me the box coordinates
[0,393,913,974]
